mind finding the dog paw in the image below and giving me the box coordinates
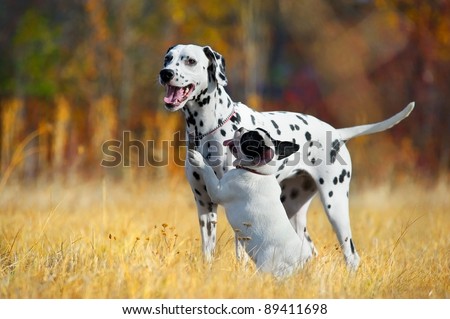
[345,252,360,271]
[188,149,205,167]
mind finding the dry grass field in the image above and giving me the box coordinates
[0,176,448,299]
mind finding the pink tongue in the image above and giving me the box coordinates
[164,86,184,104]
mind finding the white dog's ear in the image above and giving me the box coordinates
[273,140,300,160]
[203,46,228,88]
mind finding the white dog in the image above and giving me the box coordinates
[188,127,316,277]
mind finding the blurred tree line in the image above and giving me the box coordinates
[0,0,449,186]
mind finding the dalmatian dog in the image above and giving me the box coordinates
[188,127,315,277]
[159,44,414,270]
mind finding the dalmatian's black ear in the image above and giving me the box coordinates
[203,46,228,88]
[273,140,300,160]
[165,44,178,54]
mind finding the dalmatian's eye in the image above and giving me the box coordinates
[186,58,197,66]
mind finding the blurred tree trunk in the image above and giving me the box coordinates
[241,0,271,107]
[1,99,23,178]
[114,0,138,131]
[85,0,113,100]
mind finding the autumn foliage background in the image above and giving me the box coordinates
[0,0,449,184]
[0,0,449,299]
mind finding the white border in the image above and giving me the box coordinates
[0,299,448,319]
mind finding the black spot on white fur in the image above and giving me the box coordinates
[271,120,281,135]
[350,238,355,254]
[305,132,311,141]
[330,139,341,164]
[339,169,347,183]
[231,113,241,124]
[296,115,308,125]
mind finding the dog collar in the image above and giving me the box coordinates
[235,165,270,176]
[194,108,236,140]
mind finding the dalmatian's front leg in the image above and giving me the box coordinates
[186,151,218,262]
[188,150,249,263]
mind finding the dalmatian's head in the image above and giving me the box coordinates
[224,127,300,175]
[159,44,227,112]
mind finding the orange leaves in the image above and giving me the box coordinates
[85,0,110,42]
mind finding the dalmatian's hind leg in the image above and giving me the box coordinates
[318,167,360,270]
[281,172,318,259]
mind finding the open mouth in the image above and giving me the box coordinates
[164,84,195,108]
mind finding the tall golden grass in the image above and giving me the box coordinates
[0,176,448,299]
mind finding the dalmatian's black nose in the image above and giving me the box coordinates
[159,69,175,83]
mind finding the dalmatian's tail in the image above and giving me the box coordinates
[337,102,415,141]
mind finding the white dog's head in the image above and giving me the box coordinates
[159,44,227,111]
[224,127,300,175]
